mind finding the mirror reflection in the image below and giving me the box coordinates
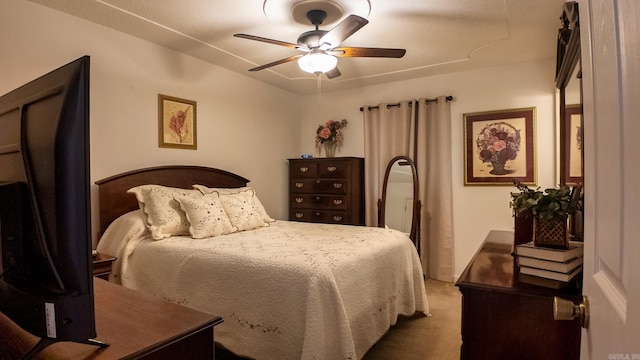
[565,62,582,181]
[378,156,421,251]
[385,161,414,233]
[565,62,581,105]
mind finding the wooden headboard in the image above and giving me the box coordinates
[95,165,250,235]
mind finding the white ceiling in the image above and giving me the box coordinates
[29,0,566,95]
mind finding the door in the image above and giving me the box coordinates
[579,0,640,357]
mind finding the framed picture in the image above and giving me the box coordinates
[158,94,197,150]
[561,104,583,185]
[464,107,536,185]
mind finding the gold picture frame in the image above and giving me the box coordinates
[464,107,537,185]
[158,94,197,150]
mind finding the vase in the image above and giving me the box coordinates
[490,159,508,175]
[324,141,337,158]
[534,216,569,249]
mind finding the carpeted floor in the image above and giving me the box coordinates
[362,278,462,360]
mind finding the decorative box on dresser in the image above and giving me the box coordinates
[288,157,364,225]
[455,230,582,360]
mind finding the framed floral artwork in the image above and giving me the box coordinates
[560,104,583,185]
[158,94,197,150]
[463,107,536,185]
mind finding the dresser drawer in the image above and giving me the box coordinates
[290,209,350,224]
[291,194,348,209]
[291,179,347,194]
[317,160,351,177]
[290,161,318,178]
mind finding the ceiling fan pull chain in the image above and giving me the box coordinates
[316,73,322,112]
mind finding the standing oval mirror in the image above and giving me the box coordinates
[377,156,421,252]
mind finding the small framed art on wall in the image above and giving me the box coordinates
[158,94,197,150]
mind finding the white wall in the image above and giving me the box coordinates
[1,0,304,244]
[299,60,559,278]
[2,1,561,276]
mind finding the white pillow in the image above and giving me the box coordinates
[215,189,267,231]
[127,185,201,240]
[193,185,275,223]
[174,192,237,238]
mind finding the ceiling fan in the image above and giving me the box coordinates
[234,9,406,79]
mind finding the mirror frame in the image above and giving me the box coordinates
[555,1,584,241]
[555,1,582,186]
[377,155,421,252]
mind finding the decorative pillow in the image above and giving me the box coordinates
[215,189,267,231]
[193,185,275,223]
[127,185,201,240]
[174,192,237,238]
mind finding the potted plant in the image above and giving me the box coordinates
[510,181,581,248]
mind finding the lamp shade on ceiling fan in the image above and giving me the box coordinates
[298,50,338,74]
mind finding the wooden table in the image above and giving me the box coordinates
[91,278,223,359]
[1,278,223,359]
[455,230,582,360]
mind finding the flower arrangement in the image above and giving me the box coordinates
[315,119,348,151]
[476,122,521,175]
[169,108,189,143]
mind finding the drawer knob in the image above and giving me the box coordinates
[295,212,304,218]
[315,212,321,216]
[327,166,337,172]
[300,167,308,173]
[333,215,343,221]
[315,196,321,200]
[295,197,304,203]
[333,183,343,189]
[295,182,304,188]
[333,199,343,205]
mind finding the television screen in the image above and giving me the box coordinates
[0,56,97,350]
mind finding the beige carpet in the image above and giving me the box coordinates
[363,278,462,360]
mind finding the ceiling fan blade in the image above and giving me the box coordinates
[248,55,302,72]
[325,67,341,79]
[331,47,406,58]
[234,33,299,49]
[319,15,369,48]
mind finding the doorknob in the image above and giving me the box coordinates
[553,295,589,329]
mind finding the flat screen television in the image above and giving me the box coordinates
[0,56,103,355]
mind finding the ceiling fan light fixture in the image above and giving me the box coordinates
[298,51,338,74]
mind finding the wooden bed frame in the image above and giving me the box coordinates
[95,165,250,235]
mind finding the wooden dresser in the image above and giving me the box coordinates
[455,230,582,360]
[1,278,222,359]
[288,157,364,225]
[92,252,117,280]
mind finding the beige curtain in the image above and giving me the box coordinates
[363,101,416,227]
[363,96,453,281]
[414,97,453,281]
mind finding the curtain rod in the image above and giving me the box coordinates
[359,96,453,112]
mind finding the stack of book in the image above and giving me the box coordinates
[515,241,584,288]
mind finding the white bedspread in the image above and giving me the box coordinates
[97,211,429,360]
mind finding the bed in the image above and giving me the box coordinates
[95,165,429,360]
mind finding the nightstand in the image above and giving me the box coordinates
[92,252,117,280]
